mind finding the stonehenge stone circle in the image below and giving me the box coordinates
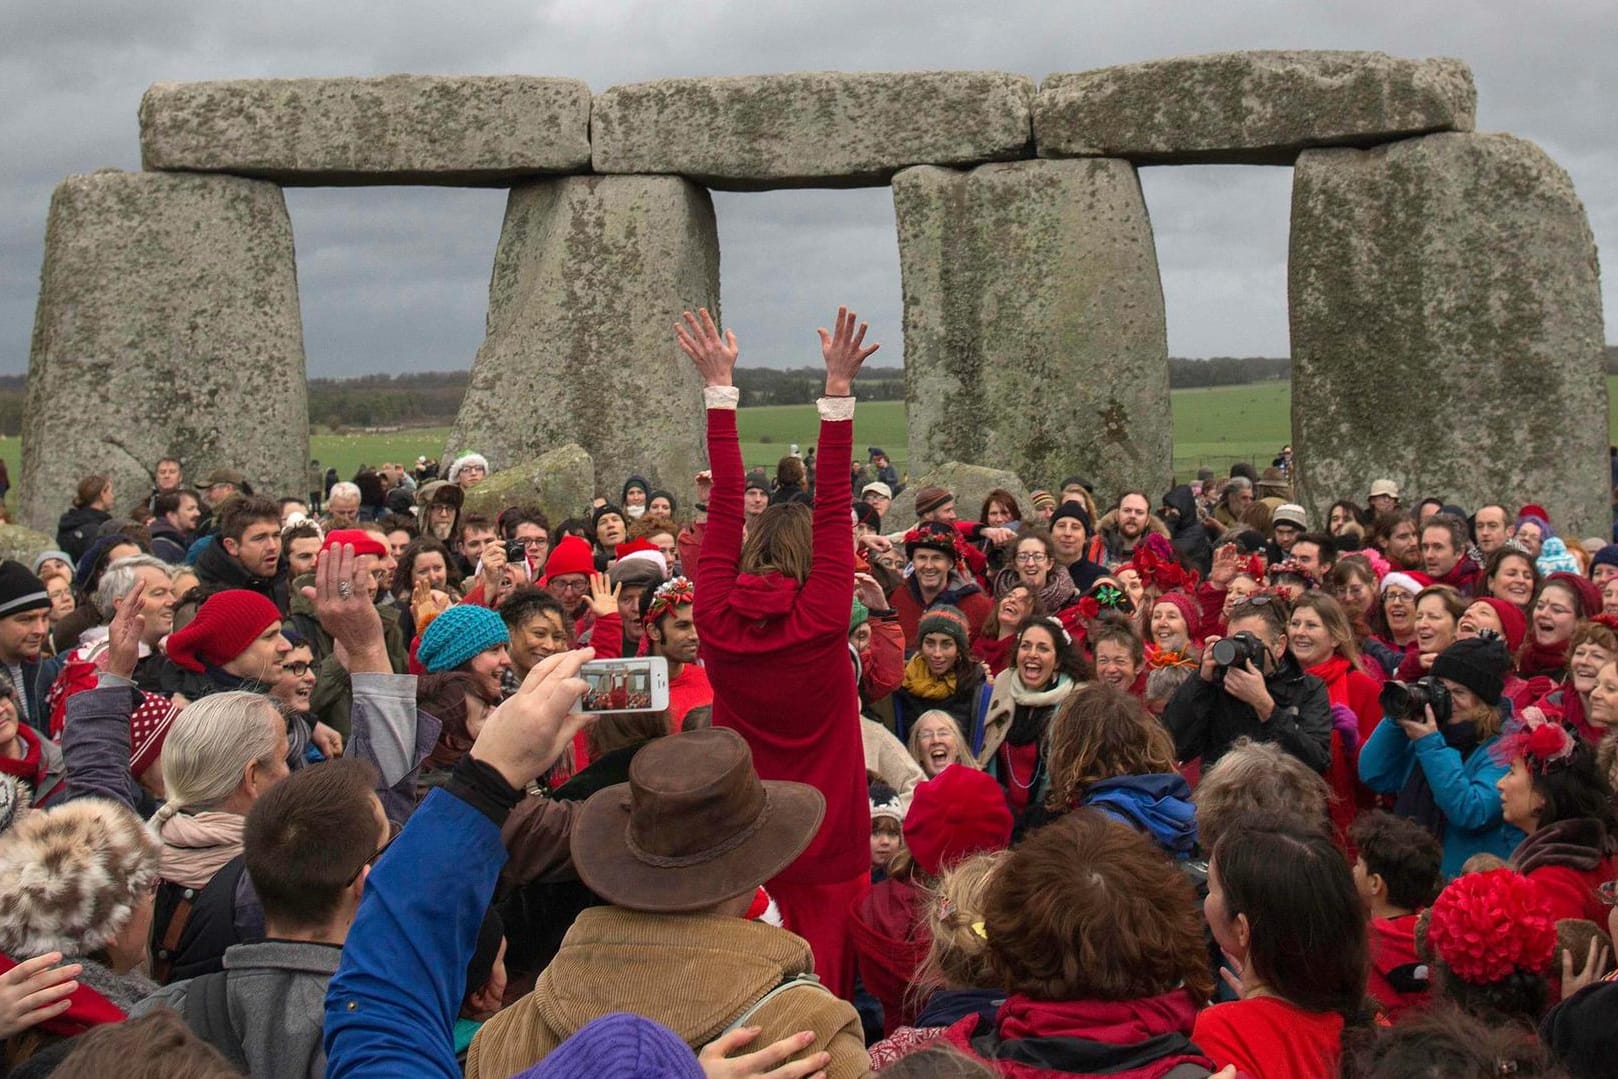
[1035,51,1476,165]
[1290,132,1608,534]
[894,159,1171,502]
[590,71,1034,189]
[19,51,1609,531]
[140,76,592,185]
[445,176,717,498]
[22,171,308,531]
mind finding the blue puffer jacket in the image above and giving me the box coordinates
[1358,716,1524,879]
[1083,773,1199,860]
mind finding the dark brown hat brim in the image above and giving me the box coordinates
[572,779,826,913]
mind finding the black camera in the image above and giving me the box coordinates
[505,540,527,563]
[1210,631,1266,672]
[1379,677,1453,725]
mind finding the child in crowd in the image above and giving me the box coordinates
[1349,810,1444,1018]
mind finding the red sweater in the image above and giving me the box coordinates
[1367,913,1430,1020]
[1192,996,1344,1079]
[697,404,867,884]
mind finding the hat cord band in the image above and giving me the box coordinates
[625,794,773,869]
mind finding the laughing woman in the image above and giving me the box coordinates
[893,607,989,747]
[906,708,979,779]
[979,617,1088,831]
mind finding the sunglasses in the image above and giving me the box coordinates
[347,818,403,885]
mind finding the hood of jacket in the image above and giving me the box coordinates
[1159,486,1200,537]
[945,990,1212,1079]
[1511,816,1610,875]
[1083,774,1199,858]
[727,571,803,621]
[195,536,276,593]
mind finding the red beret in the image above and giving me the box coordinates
[903,765,1014,877]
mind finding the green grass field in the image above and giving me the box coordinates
[4,378,1614,502]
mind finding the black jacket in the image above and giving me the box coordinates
[55,505,111,562]
[148,519,192,564]
[193,538,290,613]
[1541,978,1618,1079]
[1162,485,1213,578]
[1163,652,1332,773]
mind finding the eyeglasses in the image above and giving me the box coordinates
[1014,553,1048,563]
[519,536,549,548]
[551,578,589,594]
[347,818,402,885]
[283,661,312,676]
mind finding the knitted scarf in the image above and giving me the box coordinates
[1517,637,1571,680]
[153,808,246,888]
[1004,675,1074,746]
[996,566,1076,613]
[0,723,45,789]
[902,654,957,700]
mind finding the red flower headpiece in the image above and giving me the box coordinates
[1239,553,1267,581]
[1426,868,1555,984]
[1128,536,1199,594]
[1494,720,1578,776]
[1267,559,1318,591]
[1144,643,1199,672]
[641,575,695,627]
[1077,582,1135,622]
[1591,613,1618,634]
[903,523,969,577]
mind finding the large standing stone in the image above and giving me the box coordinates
[460,444,597,525]
[22,171,308,531]
[447,177,716,499]
[140,76,592,184]
[0,526,61,569]
[1036,51,1475,165]
[591,72,1033,190]
[882,463,1034,535]
[894,159,1170,504]
[1290,133,1608,533]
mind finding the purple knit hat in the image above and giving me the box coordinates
[512,1013,703,1079]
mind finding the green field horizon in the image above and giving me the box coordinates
[5,377,1615,504]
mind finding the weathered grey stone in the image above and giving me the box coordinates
[1036,51,1475,165]
[591,72,1034,190]
[140,76,592,185]
[1290,132,1608,533]
[894,159,1170,505]
[0,526,61,569]
[882,463,1034,535]
[22,171,308,532]
[447,176,715,501]
[460,444,596,524]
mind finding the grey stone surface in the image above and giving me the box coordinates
[882,463,1034,535]
[1290,132,1608,533]
[140,76,592,184]
[894,159,1170,506]
[22,171,308,532]
[1035,51,1475,165]
[460,444,597,524]
[591,71,1034,189]
[0,526,61,569]
[447,176,716,502]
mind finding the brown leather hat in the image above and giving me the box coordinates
[572,727,825,913]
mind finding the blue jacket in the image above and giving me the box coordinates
[1083,774,1199,860]
[1358,717,1524,879]
[325,787,503,1079]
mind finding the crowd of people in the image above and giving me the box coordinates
[1,305,1616,1078]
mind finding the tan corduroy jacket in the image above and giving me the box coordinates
[466,906,871,1079]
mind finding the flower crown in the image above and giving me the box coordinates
[1128,536,1200,594]
[641,575,695,627]
[1426,868,1555,984]
[1267,559,1318,591]
[1144,643,1198,672]
[903,523,969,575]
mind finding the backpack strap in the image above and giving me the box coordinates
[722,973,834,1037]
[181,970,250,1073]
[152,892,195,985]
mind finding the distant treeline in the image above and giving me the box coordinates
[0,345,1614,434]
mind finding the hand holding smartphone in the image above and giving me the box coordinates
[573,657,670,714]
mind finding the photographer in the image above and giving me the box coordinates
[1357,636,1522,879]
[1163,595,1332,773]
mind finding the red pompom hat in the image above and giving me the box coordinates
[165,589,282,673]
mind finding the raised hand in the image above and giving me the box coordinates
[469,649,594,788]
[303,543,387,674]
[586,572,622,619]
[816,306,880,396]
[676,308,739,388]
[853,572,887,612]
[1210,544,1241,587]
[105,578,147,680]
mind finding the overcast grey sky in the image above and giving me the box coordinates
[2,1,1613,378]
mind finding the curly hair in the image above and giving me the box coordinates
[1011,616,1092,684]
[984,809,1213,1003]
[1043,684,1176,812]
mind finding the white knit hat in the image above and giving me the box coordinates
[448,453,490,484]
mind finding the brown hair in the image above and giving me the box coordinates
[1227,594,1289,638]
[53,1009,241,1077]
[1290,592,1364,672]
[244,757,382,931]
[1483,545,1540,599]
[1044,684,1176,811]
[1340,1004,1562,1079]
[1326,555,1377,637]
[739,502,812,584]
[1414,584,1467,626]
[218,495,282,543]
[1569,619,1618,659]
[979,489,1022,526]
[73,474,111,510]
[1194,738,1332,850]
[1088,615,1144,665]
[628,513,678,541]
[458,512,496,541]
[586,710,669,758]
[1348,810,1443,912]
[984,809,1214,1002]
[775,455,806,488]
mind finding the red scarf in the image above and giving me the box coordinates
[0,724,46,790]
[1518,637,1570,680]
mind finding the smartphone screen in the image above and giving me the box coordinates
[575,657,670,714]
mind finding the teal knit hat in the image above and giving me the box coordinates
[417,604,509,673]
[850,597,870,632]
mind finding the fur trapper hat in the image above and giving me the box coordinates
[0,798,160,957]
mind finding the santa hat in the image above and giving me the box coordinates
[1379,571,1432,597]
[448,453,489,484]
[613,537,668,576]
[164,590,281,673]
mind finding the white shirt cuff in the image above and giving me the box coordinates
[817,396,856,422]
[704,386,740,410]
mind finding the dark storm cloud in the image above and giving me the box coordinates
[2,1,1612,377]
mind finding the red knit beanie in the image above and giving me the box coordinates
[1473,597,1529,654]
[322,529,388,559]
[165,589,282,672]
[1152,590,1202,640]
[903,765,1014,877]
[543,535,596,583]
[1545,571,1602,619]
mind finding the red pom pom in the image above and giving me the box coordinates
[1427,869,1556,985]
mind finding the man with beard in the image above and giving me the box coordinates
[195,496,289,613]
[1100,491,1159,567]
[416,481,463,544]
[588,576,712,731]
[887,522,991,648]
[1372,511,1423,571]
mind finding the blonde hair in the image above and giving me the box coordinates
[906,710,978,774]
[155,692,283,821]
[912,850,1008,1004]
[738,503,812,584]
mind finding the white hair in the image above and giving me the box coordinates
[328,481,361,503]
[94,555,174,620]
[154,692,283,820]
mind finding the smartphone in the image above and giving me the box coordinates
[574,657,670,714]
